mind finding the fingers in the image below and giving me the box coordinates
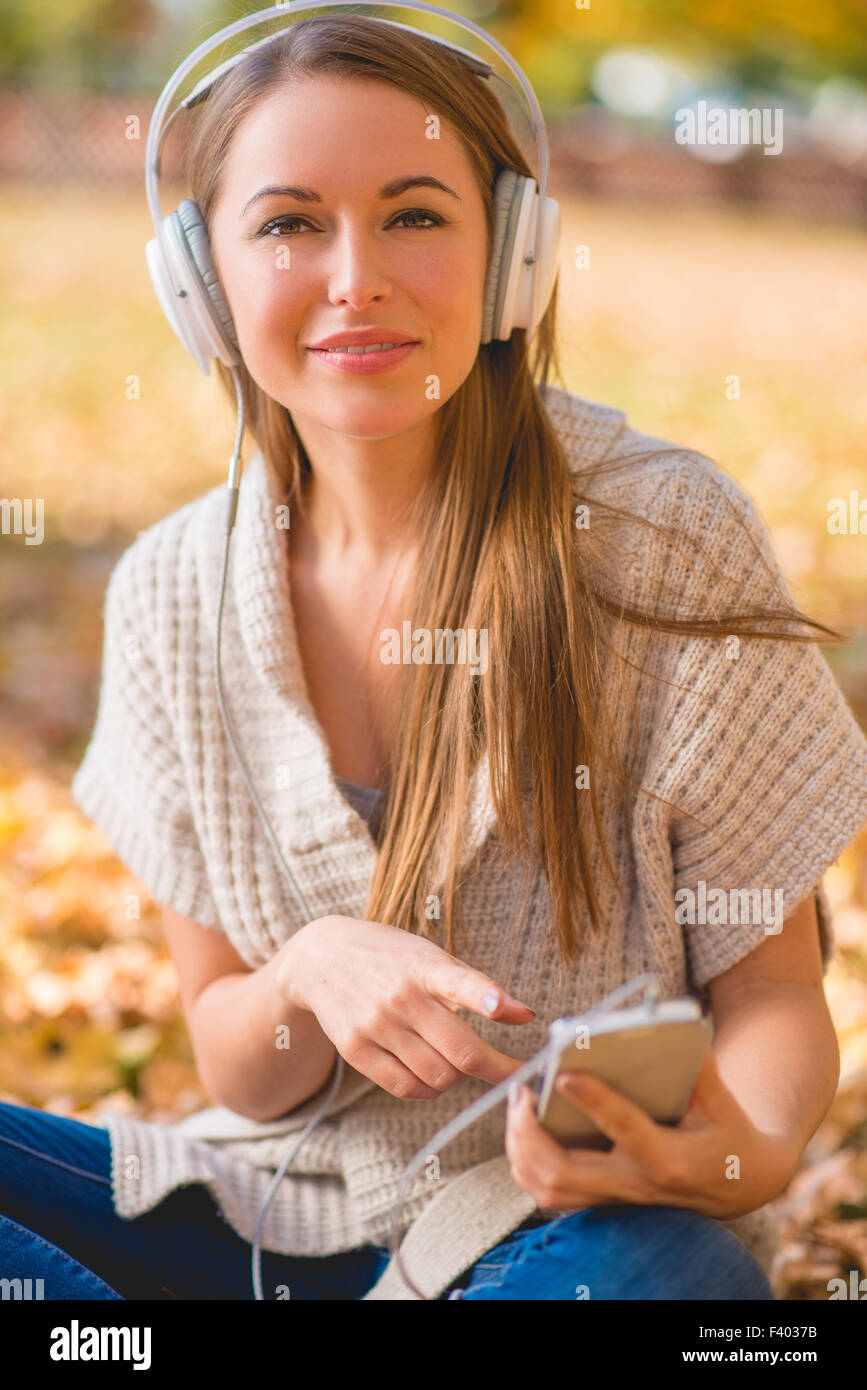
[473,1047,529,1086]
[411,999,528,1086]
[506,1084,647,1208]
[346,1039,445,1101]
[367,1011,468,1094]
[418,955,535,1025]
[335,945,538,1098]
[554,1071,667,1162]
[356,997,526,1093]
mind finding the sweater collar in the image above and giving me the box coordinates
[229,389,626,919]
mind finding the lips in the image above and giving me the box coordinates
[308,341,419,374]
[311,342,412,355]
[309,327,419,350]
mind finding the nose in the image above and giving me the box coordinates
[325,223,393,311]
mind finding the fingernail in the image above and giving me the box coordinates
[482,992,499,1013]
[509,1082,521,1107]
[559,1074,585,1095]
[510,997,535,1013]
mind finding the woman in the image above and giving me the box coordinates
[3,15,866,1301]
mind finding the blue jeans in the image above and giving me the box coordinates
[0,1101,772,1299]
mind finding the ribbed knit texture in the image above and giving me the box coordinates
[71,387,867,1300]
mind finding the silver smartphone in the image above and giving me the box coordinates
[533,998,712,1149]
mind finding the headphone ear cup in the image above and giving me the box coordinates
[175,200,240,360]
[481,169,520,344]
[150,181,560,360]
[527,193,561,333]
[145,198,241,374]
[481,171,560,344]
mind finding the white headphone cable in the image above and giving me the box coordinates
[213,367,346,1301]
[213,372,661,1298]
[388,973,660,1298]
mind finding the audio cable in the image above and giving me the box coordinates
[213,366,661,1299]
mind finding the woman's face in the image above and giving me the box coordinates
[209,73,490,443]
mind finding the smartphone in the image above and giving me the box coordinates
[533,998,712,1149]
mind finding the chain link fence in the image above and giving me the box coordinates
[3,81,866,222]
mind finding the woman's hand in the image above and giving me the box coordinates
[277,914,534,1101]
[505,1048,800,1221]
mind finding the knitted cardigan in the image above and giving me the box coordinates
[71,387,867,1300]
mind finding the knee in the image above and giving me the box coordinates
[539,1204,773,1300]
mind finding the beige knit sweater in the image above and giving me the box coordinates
[71,387,867,1300]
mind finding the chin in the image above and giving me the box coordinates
[315,401,436,435]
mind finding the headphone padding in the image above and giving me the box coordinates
[176,199,240,355]
[481,169,521,344]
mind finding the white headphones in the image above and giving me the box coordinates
[144,0,562,373]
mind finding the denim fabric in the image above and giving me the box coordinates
[446,1205,773,1299]
[0,1102,772,1300]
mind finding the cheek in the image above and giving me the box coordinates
[224,262,311,382]
[413,245,486,322]
[229,259,301,334]
[219,236,488,376]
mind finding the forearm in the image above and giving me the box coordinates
[711,982,840,1164]
[189,933,337,1123]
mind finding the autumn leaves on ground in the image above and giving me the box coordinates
[1,184,866,1298]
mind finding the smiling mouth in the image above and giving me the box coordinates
[309,342,418,354]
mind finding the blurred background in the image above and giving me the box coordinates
[1,0,866,1299]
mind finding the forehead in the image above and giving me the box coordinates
[218,73,473,196]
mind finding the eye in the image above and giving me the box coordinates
[390,208,445,229]
[256,208,446,237]
[258,215,309,238]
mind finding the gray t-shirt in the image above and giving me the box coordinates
[334,773,384,843]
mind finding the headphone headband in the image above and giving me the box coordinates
[145,1,549,249]
[138,10,562,1300]
[181,17,496,111]
[144,2,561,369]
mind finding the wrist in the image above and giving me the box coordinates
[275,921,321,1011]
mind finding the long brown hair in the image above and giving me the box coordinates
[184,15,841,970]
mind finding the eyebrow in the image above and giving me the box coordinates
[240,175,462,219]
